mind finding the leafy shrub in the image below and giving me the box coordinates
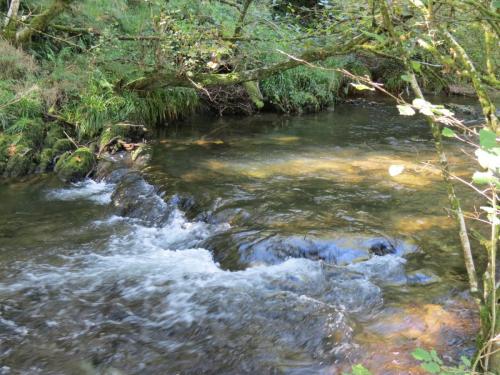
[260,63,341,113]
[411,348,473,375]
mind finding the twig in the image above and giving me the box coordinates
[63,130,80,149]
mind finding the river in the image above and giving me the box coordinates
[0,99,479,374]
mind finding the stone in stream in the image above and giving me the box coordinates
[368,241,396,256]
[214,233,412,266]
[110,171,170,224]
[407,269,442,285]
[54,147,95,182]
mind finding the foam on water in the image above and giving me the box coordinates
[46,179,114,204]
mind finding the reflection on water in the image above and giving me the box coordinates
[0,102,479,374]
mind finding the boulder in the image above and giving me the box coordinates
[110,171,169,224]
[54,147,95,182]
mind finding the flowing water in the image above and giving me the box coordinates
[0,100,480,374]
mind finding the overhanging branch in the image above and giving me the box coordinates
[125,35,366,91]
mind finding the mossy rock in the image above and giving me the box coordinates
[88,142,99,154]
[4,152,35,178]
[44,124,65,148]
[54,147,96,182]
[0,134,15,162]
[131,144,152,161]
[52,139,74,157]
[131,144,153,168]
[39,148,54,172]
[99,126,128,149]
[13,118,45,149]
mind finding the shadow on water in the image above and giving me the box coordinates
[0,101,481,374]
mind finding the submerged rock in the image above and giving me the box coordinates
[348,255,407,285]
[369,241,396,256]
[54,147,95,182]
[131,144,152,168]
[232,234,411,266]
[445,103,478,116]
[407,269,442,285]
[110,171,170,224]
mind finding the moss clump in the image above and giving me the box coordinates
[52,139,74,157]
[54,147,95,182]
[39,148,54,172]
[4,151,35,178]
[44,124,65,148]
[0,134,16,175]
[99,125,128,150]
[7,118,45,150]
[0,134,13,163]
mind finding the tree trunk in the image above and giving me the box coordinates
[4,0,20,27]
[441,29,498,133]
[2,0,20,39]
[14,0,73,45]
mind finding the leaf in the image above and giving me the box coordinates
[430,350,443,365]
[410,0,425,7]
[432,107,454,117]
[472,171,499,185]
[475,149,500,170]
[397,104,416,116]
[400,74,413,83]
[410,98,446,117]
[490,147,500,156]
[480,206,495,214]
[493,0,500,9]
[412,348,432,362]
[351,364,372,375]
[410,60,421,73]
[350,83,375,91]
[419,106,434,117]
[417,38,432,50]
[480,129,497,150]
[442,128,456,138]
[412,98,430,109]
[460,355,471,368]
[421,362,441,374]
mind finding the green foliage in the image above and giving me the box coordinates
[260,62,341,113]
[411,348,473,374]
[65,73,128,137]
[64,72,199,137]
[442,128,457,138]
[343,364,373,375]
[479,129,496,150]
[0,83,44,131]
[128,89,199,126]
